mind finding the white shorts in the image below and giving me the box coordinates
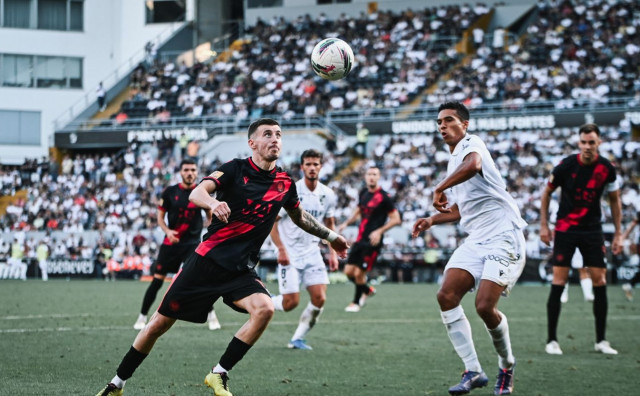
[445,228,526,296]
[277,250,329,295]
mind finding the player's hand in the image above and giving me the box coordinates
[369,229,382,246]
[539,225,552,246]
[211,200,231,223]
[433,190,451,213]
[611,233,623,255]
[327,251,339,272]
[277,248,290,266]
[412,217,433,238]
[166,229,180,244]
[330,235,349,259]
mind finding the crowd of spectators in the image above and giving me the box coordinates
[3,121,638,271]
[3,1,640,277]
[326,124,640,262]
[425,0,640,110]
[107,4,489,126]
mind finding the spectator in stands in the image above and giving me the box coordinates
[97,82,107,112]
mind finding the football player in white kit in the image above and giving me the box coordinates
[270,149,339,350]
[412,102,527,396]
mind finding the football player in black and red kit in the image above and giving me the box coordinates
[540,123,624,356]
[338,166,401,312]
[132,158,221,331]
[96,119,349,396]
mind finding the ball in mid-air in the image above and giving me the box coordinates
[310,38,354,81]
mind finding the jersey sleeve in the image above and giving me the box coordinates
[383,192,397,214]
[158,186,171,212]
[549,163,564,189]
[605,164,619,192]
[282,178,300,210]
[460,136,484,159]
[201,160,237,190]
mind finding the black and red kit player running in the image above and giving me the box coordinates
[96,118,349,396]
[540,123,624,356]
[338,166,401,312]
[133,158,221,331]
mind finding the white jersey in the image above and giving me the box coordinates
[277,179,337,260]
[446,134,527,242]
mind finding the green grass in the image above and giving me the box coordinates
[0,279,638,395]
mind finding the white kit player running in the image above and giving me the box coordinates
[270,149,339,350]
[412,102,527,396]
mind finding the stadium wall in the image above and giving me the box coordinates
[0,0,188,165]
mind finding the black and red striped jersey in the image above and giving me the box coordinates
[158,183,203,245]
[549,153,617,232]
[356,187,397,243]
[195,157,299,271]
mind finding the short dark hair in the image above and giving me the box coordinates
[179,158,197,168]
[300,149,323,164]
[578,123,601,137]
[248,118,280,139]
[438,101,470,121]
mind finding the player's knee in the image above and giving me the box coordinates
[311,295,326,307]
[436,289,460,310]
[144,317,173,338]
[474,300,496,321]
[282,296,299,312]
[253,302,275,323]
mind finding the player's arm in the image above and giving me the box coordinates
[157,207,179,244]
[621,217,639,241]
[433,152,481,213]
[369,209,401,246]
[608,189,623,254]
[269,217,290,266]
[203,208,213,227]
[539,184,555,246]
[337,206,360,232]
[189,179,230,223]
[412,204,461,238]
[324,216,339,271]
[285,205,349,258]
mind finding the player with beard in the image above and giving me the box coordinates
[133,158,221,331]
[96,119,349,396]
[270,149,339,350]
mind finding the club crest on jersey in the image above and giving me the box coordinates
[210,170,224,179]
[277,181,285,192]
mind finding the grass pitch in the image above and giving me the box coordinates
[0,279,638,395]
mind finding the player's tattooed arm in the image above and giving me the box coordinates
[286,205,331,239]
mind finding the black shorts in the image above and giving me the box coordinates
[153,242,198,276]
[346,240,381,272]
[158,253,270,323]
[552,231,606,268]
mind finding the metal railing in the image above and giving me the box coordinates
[54,94,639,135]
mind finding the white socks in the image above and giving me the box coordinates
[292,302,323,341]
[486,311,515,370]
[271,295,284,311]
[212,364,228,374]
[110,375,125,389]
[581,278,594,300]
[441,306,482,373]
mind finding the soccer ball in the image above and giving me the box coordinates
[310,38,354,81]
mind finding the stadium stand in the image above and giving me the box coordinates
[3,1,639,282]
